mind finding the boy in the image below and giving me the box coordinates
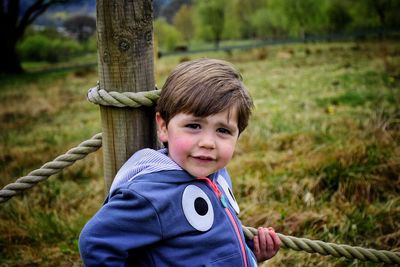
[79,58,281,266]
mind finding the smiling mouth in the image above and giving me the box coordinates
[192,156,215,161]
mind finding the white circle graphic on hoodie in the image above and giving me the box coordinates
[182,185,214,231]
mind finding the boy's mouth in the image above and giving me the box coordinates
[191,155,215,161]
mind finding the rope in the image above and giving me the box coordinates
[243,226,400,264]
[0,133,102,203]
[87,85,161,108]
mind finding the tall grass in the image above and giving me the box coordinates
[0,40,399,266]
[0,67,103,266]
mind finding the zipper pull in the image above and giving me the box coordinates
[220,195,228,208]
[197,177,228,207]
[209,180,227,208]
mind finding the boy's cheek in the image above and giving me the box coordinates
[221,140,237,157]
[170,137,192,154]
[222,147,236,161]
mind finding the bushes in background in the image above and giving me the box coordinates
[18,34,82,63]
[17,27,97,63]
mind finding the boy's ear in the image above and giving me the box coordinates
[155,112,168,143]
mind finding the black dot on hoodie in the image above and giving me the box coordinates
[194,197,208,216]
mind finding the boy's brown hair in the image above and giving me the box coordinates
[156,58,253,134]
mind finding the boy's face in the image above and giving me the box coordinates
[156,108,239,178]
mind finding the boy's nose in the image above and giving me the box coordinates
[198,133,216,149]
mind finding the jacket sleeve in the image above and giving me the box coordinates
[79,188,163,266]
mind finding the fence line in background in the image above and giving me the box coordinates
[158,28,400,57]
[23,28,400,75]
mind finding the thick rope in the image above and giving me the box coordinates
[243,226,400,264]
[87,85,161,107]
[0,133,102,203]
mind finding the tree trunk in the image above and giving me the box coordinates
[0,0,23,74]
[0,37,23,74]
[214,37,220,49]
[96,0,157,192]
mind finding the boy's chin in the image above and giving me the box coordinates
[187,170,214,178]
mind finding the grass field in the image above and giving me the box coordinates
[0,40,399,266]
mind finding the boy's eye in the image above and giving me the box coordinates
[186,124,201,129]
[217,128,231,135]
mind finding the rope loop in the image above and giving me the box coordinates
[87,84,161,108]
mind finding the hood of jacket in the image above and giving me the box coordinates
[109,148,183,195]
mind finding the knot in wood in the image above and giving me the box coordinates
[119,39,130,52]
[145,31,152,45]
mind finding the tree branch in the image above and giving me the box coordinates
[16,0,70,39]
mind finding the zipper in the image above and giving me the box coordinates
[197,177,248,267]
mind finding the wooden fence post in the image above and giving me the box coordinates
[96,0,157,192]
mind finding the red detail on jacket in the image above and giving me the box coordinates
[197,177,248,267]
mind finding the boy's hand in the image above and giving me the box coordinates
[253,227,281,262]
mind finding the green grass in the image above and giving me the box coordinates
[0,40,399,266]
[21,53,97,73]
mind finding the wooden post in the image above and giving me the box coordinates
[96,0,157,192]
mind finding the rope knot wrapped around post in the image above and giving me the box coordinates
[87,84,161,108]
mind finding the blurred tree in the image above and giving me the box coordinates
[196,0,226,49]
[354,0,400,29]
[233,0,267,39]
[154,18,183,51]
[0,0,76,74]
[250,7,287,39]
[222,0,240,39]
[173,4,194,46]
[271,0,326,38]
[325,0,352,32]
[64,15,96,43]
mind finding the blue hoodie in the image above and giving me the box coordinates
[79,148,258,266]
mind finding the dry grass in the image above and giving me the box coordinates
[0,40,399,266]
